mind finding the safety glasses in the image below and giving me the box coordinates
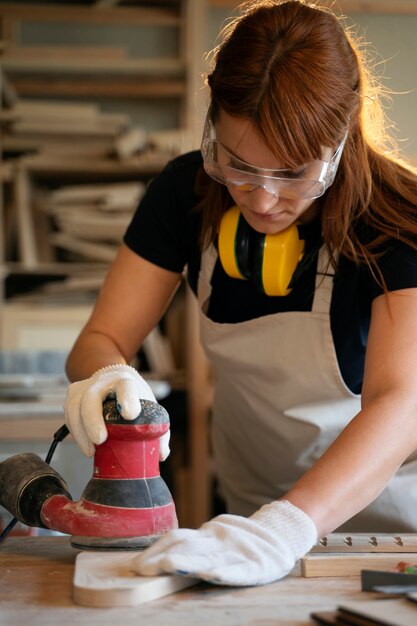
[201,116,347,200]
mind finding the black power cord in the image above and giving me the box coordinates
[0,424,69,544]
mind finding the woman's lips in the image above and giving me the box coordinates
[248,210,287,220]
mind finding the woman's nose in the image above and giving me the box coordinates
[248,185,280,212]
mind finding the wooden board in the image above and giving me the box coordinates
[73,551,200,607]
[337,599,417,626]
[311,533,417,553]
[301,552,417,578]
[311,599,417,626]
[2,536,371,625]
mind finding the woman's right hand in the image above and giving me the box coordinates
[64,364,161,457]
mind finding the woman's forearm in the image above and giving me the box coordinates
[65,329,131,382]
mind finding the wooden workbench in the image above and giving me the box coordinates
[0,537,377,625]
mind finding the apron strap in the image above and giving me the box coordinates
[197,244,217,309]
[312,246,334,314]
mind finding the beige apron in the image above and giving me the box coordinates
[197,244,417,532]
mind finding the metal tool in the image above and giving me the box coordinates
[0,396,178,550]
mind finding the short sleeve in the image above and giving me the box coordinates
[123,151,202,273]
[370,239,417,299]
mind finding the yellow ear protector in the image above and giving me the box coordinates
[218,206,305,296]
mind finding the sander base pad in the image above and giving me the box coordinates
[71,534,162,551]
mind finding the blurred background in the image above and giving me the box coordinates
[0,0,416,535]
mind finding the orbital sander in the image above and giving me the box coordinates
[0,396,178,550]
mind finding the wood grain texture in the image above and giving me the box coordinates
[73,551,200,607]
[338,598,417,626]
[0,537,369,625]
[301,552,417,578]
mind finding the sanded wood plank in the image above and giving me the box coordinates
[73,551,199,607]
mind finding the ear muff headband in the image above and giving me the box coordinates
[218,206,305,296]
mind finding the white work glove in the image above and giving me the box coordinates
[64,364,170,460]
[132,500,317,586]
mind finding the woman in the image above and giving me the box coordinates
[65,0,417,586]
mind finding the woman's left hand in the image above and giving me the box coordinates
[132,500,317,586]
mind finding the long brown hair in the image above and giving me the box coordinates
[198,0,417,282]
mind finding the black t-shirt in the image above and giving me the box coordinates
[124,151,417,395]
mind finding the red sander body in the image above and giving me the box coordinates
[0,397,178,549]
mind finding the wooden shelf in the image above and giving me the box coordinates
[19,152,173,179]
[1,56,185,77]
[209,0,417,12]
[9,78,185,99]
[0,4,181,27]
[0,0,213,531]
[0,2,187,98]
[2,261,107,276]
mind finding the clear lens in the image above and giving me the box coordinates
[201,116,346,201]
[203,157,326,200]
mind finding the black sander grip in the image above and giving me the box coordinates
[0,453,72,528]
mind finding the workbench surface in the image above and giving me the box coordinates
[0,536,372,625]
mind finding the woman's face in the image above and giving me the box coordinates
[215,110,319,235]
